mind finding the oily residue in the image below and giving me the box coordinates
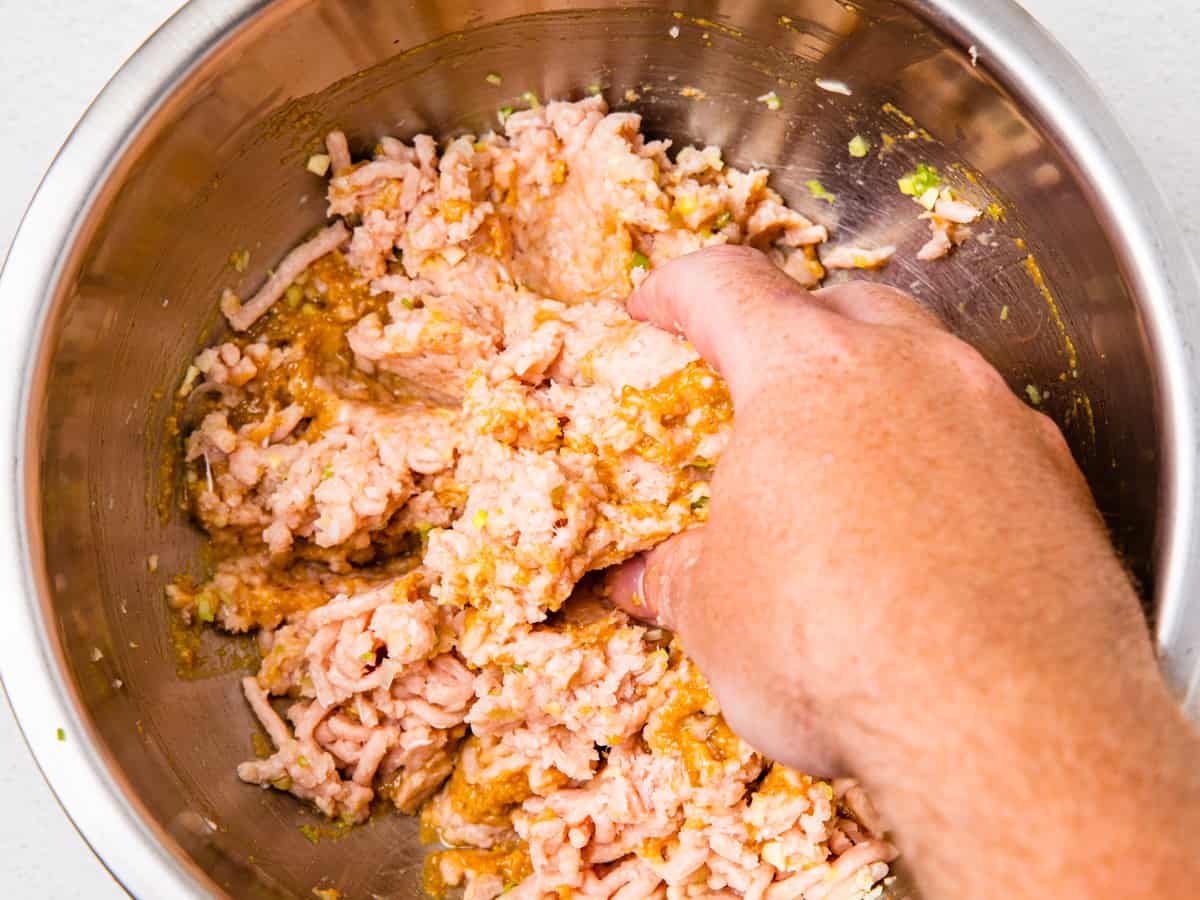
[879,103,934,142]
[1022,254,1078,375]
[1068,389,1097,446]
[169,611,261,680]
[670,11,743,37]
[881,102,915,127]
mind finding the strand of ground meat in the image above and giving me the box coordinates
[222,221,350,331]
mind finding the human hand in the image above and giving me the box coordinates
[607,244,1200,900]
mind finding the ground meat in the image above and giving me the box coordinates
[174,97,895,900]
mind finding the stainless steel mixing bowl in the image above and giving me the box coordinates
[3,1,1200,897]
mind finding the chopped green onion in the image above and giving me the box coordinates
[196,597,215,623]
[689,458,714,470]
[898,163,940,197]
[629,251,650,271]
[1025,384,1042,406]
[400,297,415,310]
[848,134,870,158]
[712,210,732,230]
[690,496,710,511]
[757,91,782,111]
[55,728,65,742]
[485,72,503,86]
[497,106,514,125]
[321,464,335,480]
[805,179,836,204]
[521,90,541,109]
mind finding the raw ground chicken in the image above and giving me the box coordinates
[169,96,907,900]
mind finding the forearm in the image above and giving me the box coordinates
[848,650,1200,899]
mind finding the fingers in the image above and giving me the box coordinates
[606,528,707,631]
[628,246,945,399]
[811,282,947,332]
[628,245,821,400]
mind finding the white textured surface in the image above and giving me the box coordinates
[0,1,1196,896]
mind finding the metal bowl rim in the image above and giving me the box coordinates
[1,1,1197,897]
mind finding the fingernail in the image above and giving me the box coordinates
[605,556,650,620]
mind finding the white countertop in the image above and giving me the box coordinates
[1,1,1197,896]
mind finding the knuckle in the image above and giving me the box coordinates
[933,335,1008,392]
[1031,409,1072,454]
[852,281,919,307]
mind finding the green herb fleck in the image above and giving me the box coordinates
[400,296,416,310]
[712,210,732,230]
[196,597,215,623]
[521,90,541,109]
[55,728,65,742]
[299,824,322,846]
[689,458,714,470]
[497,106,515,125]
[805,179,836,204]
[271,776,293,791]
[848,134,870,158]
[1025,384,1042,406]
[898,163,940,197]
[629,251,650,271]
[322,464,335,480]
[586,83,602,96]
[485,72,503,86]
[757,91,782,111]
[691,496,710,511]
[506,664,526,674]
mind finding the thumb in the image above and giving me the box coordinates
[607,526,847,776]
[605,528,707,631]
